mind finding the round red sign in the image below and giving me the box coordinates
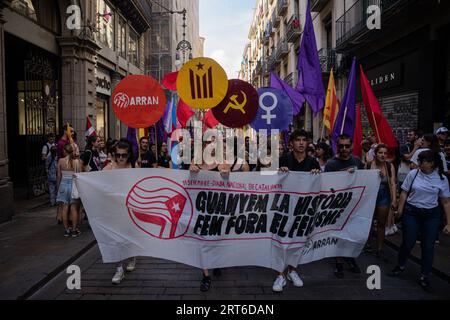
[112,75,166,128]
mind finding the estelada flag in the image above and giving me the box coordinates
[85,117,97,138]
[360,65,398,149]
[162,71,178,91]
[323,70,338,133]
[176,57,228,110]
[177,99,195,128]
[353,105,363,158]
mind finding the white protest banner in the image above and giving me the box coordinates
[75,169,380,272]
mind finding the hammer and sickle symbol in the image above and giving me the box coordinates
[223,91,247,114]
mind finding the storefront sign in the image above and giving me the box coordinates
[367,62,402,91]
[96,68,112,95]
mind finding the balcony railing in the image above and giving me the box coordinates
[276,39,289,61]
[311,0,330,12]
[277,0,288,17]
[336,0,403,48]
[286,14,302,43]
[267,51,277,71]
[272,8,280,27]
[284,71,298,87]
[318,48,340,73]
[263,61,270,75]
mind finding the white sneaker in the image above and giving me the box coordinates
[272,275,287,292]
[385,227,395,236]
[287,270,304,287]
[126,257,136,272]
[112,266,125,284]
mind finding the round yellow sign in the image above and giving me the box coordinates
[177,57,229,110]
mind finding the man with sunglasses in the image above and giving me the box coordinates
[325,134,365,278]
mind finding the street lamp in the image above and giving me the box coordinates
[174,9,193,67]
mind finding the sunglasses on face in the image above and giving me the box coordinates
[338,144,352,149]
[115,153,128,159]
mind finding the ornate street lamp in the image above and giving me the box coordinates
[174,9,193,67]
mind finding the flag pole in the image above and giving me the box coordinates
[320,116,325,140]
[371,110,382,144]
[340,106,348,135]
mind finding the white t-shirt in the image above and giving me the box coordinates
[401,169,450,209]
[410,148,448,172]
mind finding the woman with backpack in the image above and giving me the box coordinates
[367,144,397,259]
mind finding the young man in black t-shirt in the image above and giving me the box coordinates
[325,134,364,278]
[138,137,157,168]
[272,130,321,292]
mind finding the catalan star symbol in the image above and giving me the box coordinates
[196,63,204,70]
[172,202,181,212]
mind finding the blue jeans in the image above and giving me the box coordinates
[398,204,442,276]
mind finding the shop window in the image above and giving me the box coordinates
[129,29,139,66]
[97,0,114,50]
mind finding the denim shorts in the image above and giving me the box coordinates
[376,184,391,207]
[56,178,78,204]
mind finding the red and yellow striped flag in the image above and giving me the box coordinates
[323,70,339,133]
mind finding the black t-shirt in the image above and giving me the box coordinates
[157,154,172,168]
[325,156,364,172]
[81,149,100,172]
[280,153,320,172]
[400,143,413,163]
[140,151,157,168]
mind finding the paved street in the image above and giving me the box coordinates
[31,242,450,300]
[1,196,449,300]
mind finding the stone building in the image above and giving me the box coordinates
[0,0,151,222]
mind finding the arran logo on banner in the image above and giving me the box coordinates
[126,177,194,240]
[112,75,166,128]
[113,93,160,109]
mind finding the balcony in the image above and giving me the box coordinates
[267,51,277,71]
[275,39,289,61]
[277,0,288,17]
[272,8,280,28]
[262,61,270,75]
[255,59,263,73]
[336,0,405,50]
[318,48,340,73]
[311,0,330,12]
[286,14,302,43]
[284,71,298,87]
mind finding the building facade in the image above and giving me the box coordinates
[146,0,202,83]
[241,0,450,143]
[0,0,151,222]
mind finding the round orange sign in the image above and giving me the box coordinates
[112,75,166,128]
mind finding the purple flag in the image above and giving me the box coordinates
[296,0,325,115]
[331,57,357,153]
[126,127,139,160]
[270,72,305,116]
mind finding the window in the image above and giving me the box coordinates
[118,17,126,58]
[97,0,114,50]
[128,29,139,66]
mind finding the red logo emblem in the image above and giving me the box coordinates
[112,75,166,129]
[126,177,193,239]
